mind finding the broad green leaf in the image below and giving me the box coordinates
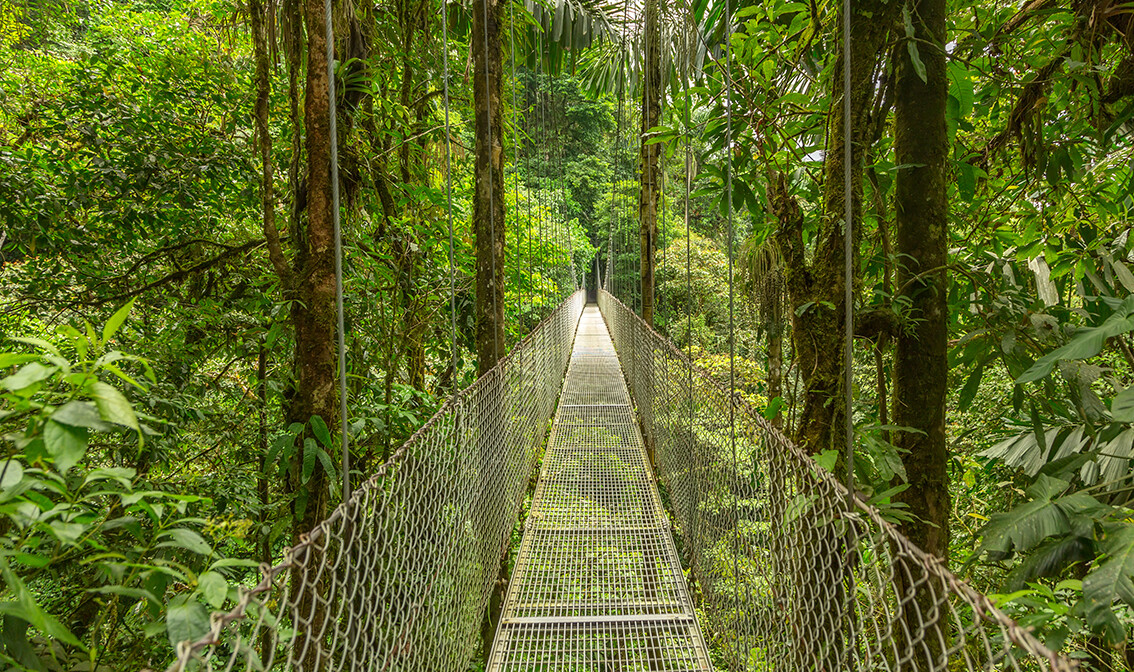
[978,475,1071,554]
[1006,535,1095,590]
[815,449,838,473]
[166,595,210,649]
[2,362,56,392]
[209,558,261,570]
[83,467,136,487]
[197,571,228,609]
[102,298,135,346]
[9,337,61,358]
[1111,387,1134,423]
[958,363,984,412]
[51,401,111,431]
[0,354,37,369]
[43,420,88,474]
[0,557,82,647]
[1018,314,1134,383]
[158,528,213,556]
[902,6,927,84]
[90,381,142,445]
[1083,523,1134,643]
[0,460,24,489]
[309,415,333,449]
[302,438,318,484]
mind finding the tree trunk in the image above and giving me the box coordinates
[893,0,949,663]
[768,2,898,668]
[473,0,506,376]
[283,0,337,667]
[638,0,662,326]
[472,0,508,659]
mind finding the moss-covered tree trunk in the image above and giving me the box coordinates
[638,0,662,326]
[893,0,949,664]
[769,1,898,667]
[472,0,508,660]
[281,0,337,667]
[473,0,506,376]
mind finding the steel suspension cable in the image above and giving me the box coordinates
[440,0,458,380]
[510,0,521,330]
[324,0,349,502]
[719,0,741,662]
[843,0,855,495]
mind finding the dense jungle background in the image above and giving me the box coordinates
[3,0,1134,669]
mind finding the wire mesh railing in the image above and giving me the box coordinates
[166,290,584,672]
[597,290,1077,672]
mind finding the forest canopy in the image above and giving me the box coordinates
[2,0,1134,669]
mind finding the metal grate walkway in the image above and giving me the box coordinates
[487,307,711,671]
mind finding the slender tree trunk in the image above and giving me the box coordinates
[256,343,272,667]
[472,0,506,376]
[769,2,898,667]
[282,1,337,667]
[472,0,508,660]
[893,0,949,664]
[638,0,662,326]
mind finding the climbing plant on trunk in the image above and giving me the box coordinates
[638,0,662,326]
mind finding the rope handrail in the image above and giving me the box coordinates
[597,288,1077,671]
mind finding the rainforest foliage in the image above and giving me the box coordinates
[2,0,1134,669]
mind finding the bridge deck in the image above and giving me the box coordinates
[487,307,711,671]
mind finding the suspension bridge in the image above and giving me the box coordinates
[167,290,1075,672]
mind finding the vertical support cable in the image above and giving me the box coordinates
[843,0,855,495]
[324,0,349,503]
[720,0,740,662]
[441,0,458,380]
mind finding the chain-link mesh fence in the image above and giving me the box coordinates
[597,290,1076,672]
[165,291,584,672]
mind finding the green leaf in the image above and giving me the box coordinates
[815,449,838,472]
[0,460,24,489]
[102,298,135,346]
[197,571,228,609]
[1111,387,1134,422]
[902,6,927,84]
[0,354,37,369]
[9,337,61,358]
[1083,523,1134,643]
[90,381,142,445]
[52,401,111,431]
[978,475,1071,554]
[309,415,333,449]
[158,528,213,556]
[958,362,984,412]
[166,595,210,649]
[302,438,318,484]
[2,362,56,392]
[1017,312,1134,383]
[0,557,83,647]
[43,420,88,474]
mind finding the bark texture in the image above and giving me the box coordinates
[892,0,949,662]
[638,0,662,326]
[767,3,898,668]
[772,0,897,459]
[893,0,949,565]
[473,0,506,376]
